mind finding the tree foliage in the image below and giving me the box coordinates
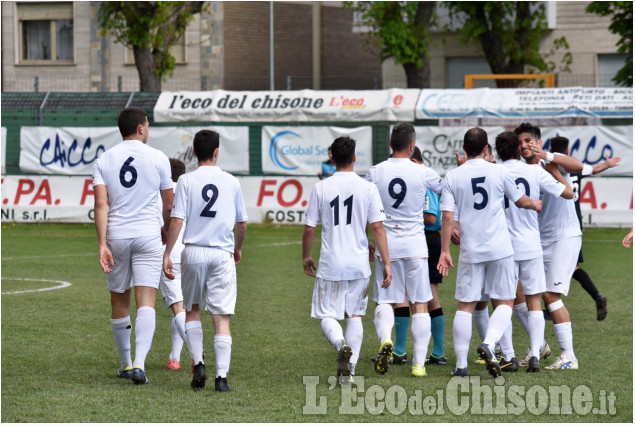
[444,1,572,87]
[99,1,205,92]
[586,1,633,87]
[343,1,436,88]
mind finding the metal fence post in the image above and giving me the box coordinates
[286,75,291,90]
[34,76,39,93]
[201,76,207,91]
[118,76,122,93]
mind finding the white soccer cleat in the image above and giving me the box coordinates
[519,342,551,366]
[545,353,578,370]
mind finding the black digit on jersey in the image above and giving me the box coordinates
[471,177,488,210]
[504,177,530,209]
[330,195,353,226]
[119,156,137,188]
[388,178,407,208]
[200,184,219,217]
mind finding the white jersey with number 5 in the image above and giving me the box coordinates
[502,159,566,261]
[364,158,443,260]
[172,166,248,253]
[305,171,386,281]
[440,158,523,263]
[92,139,173,239]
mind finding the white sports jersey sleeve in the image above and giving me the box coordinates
[305,171,385,280]
[172,166,248,252]
[581,163,593,177]
[93,139,172,239]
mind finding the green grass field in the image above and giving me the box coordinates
[1,223,633,422]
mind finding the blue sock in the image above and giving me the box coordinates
[430,308,445,358]
[393,307,410,356]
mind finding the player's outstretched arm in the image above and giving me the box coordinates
[234,221,247,264]
[94,185,114,273]
[162,217,184,280]
[623,229,633,248]
[371,221,392,288]
[593,154,621,175]
[543,162,574,199]
[302,225,317,277]
[531,143,584,173]
[514,195,542,213]
[437,211,455,276]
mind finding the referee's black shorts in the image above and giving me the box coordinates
[425,229,442,284]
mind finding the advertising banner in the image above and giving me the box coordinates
[19,126,249,175]
[2,175,631,227]
[415,87,633,119]
[153,89,420,122]
[2,127,7,174]
[414,126,633,177]
[261,126,372,175]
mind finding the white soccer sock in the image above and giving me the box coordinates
[483,305,513,348]
[514,302,531,336]
[453,311,472,369]
[214,334,232,378]
[411,313,431,367]
[472,308,489,341]
[374,303,394,343]
[132,306,155,370]
[527,310,545,359]
[498,321,515,361]
[111,316,132,369]
[185,321,204,364]
[344,317,363,373]
[320,317,345,351]
[169,313,185,362]
[553,321,576,361]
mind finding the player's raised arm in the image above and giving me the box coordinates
[593,154,621,174]
[542,162,574,199]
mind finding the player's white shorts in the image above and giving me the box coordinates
[159,262,183,308]
[106,235,162,293]
[311,277,369,320]
[516,256,546,296]
[373,258,432,304]
[181,245,237,315]
[541,236,581,296]
[456,255,516,302]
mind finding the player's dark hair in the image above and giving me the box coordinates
[390,123,416,152]
[330,136,356,167]
[550,136,569,154]
[118,107,148,138]
[193,130,220,162]
[514,122,541,140]
[169,158,186,183]
[495,131,521,161]
[411,146,424,163]
[463,127,488,157]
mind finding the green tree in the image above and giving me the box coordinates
[343,1,436,88]
[586,1,633,87]
[99,1,205,92]
[444,1,571,87]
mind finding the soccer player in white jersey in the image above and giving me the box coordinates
[437,127,542,378]
[495,131,574,372]
[159,158,188,371]
[365,123,444,378]
[515,123,584,370]
[303,136,391,385]
[163,130,248,392]
[93,107,174,385]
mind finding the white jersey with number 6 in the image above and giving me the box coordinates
[440,158,523,263]
[172,166,248,253]
[305,171,386,281]
[365,158,443,260]
[92,139,173,239]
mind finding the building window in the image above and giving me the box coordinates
[125,36,187,65]
[598,54,628,87]
[18,2,74,63]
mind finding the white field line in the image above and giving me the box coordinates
[2,277,72,295]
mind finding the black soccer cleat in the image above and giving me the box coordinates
[215,376,231,392]
[477,343,501,378]
[131,366,150,385]
[527,356,540,373]
[392,353,408,365]
[426,355,447,365]
[596,294,607,321]
[191,362,207,390]
[500,357,519,372]
[451,367,468,377]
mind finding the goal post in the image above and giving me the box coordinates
[464,74,556,89]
